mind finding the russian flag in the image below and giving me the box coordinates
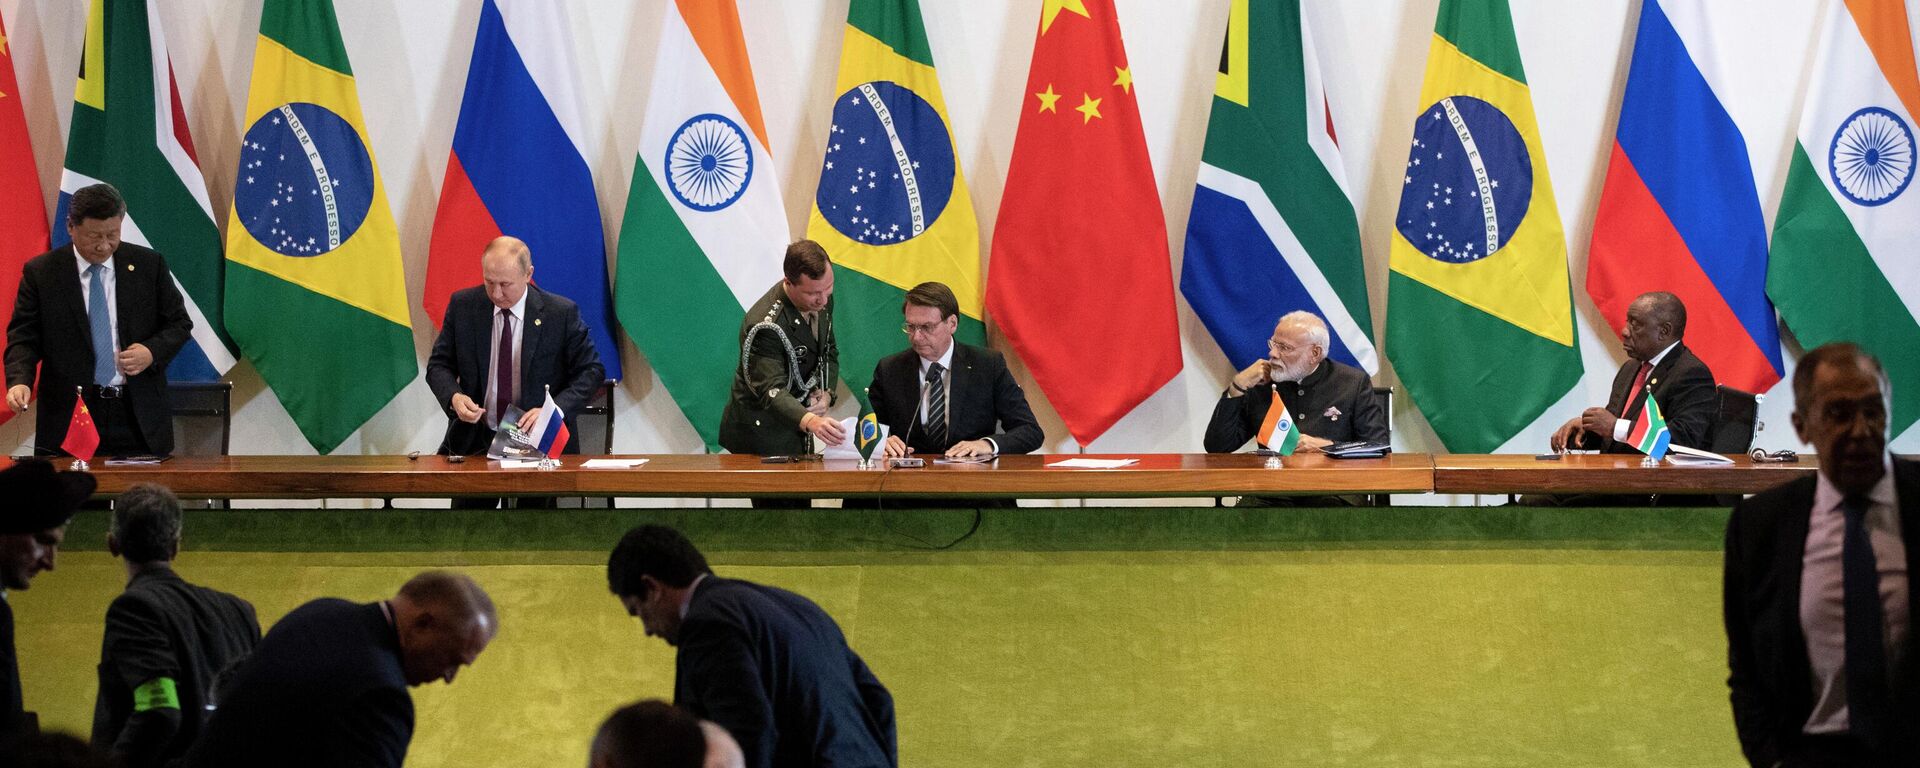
[531,388,569,458]
[1589,0,1782,394]
[427,0,620,380]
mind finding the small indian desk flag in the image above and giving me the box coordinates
[1627,390,1672,461]
[63,393,100,462]
[1256,389,1299,456]
[855,397,883,461]
[530,389,569,459]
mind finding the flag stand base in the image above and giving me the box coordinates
[538,458,561,471]
[71,459,89,472]
[858,459,875,470]
[1264,455,1284,470]
[1640,456,1661,468]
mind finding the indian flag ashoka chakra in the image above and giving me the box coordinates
[666,113,755,212]
[1829,106,1914,207]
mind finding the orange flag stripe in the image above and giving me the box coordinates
[674,0,772,150]
[1844,0,1920,123]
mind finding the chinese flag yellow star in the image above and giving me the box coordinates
[1035,84,1061,113]
[1112,66,1132,95]
[0,29,9,56]
[1041,0,1090,35]
[1075,93,1103,123]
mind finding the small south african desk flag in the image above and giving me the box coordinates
[1626,390,1672,461]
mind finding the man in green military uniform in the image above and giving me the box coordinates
[718,241,845,461]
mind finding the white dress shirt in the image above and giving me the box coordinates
[483,291,528,429]
[1800,457,1910,734]
[74,247,125,386]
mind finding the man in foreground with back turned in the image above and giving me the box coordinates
[1725,343,1917,766]
[183,571,498,768]
[607,525,895,768]
[0,459,95,736]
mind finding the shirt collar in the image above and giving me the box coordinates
[1640,340,1680,369]
[74,246,115,277]
[919,340,955,375]
[1813,453,1898,515]
[678,573,709,620]
[499,289,529,320]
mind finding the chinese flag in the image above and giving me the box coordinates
[62,397,99,462]
[987,0,1180,446]
[0,15,50,427]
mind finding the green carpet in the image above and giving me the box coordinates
[14,506,1747,767]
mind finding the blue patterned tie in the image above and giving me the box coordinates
[87,264,115,385]
[925,363,948,449]
[1841,495,1890,748]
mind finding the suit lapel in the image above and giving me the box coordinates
[947,344,968,433]
[519,288,545,405]
[1897,461,1920,699]
[1778,477,1816,695]
[64,250,98,362]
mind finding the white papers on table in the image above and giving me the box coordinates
[821,417,889,460]
[497,459,544,469]
[1664,444,1735,465]
[1046,458,1138,468]
[582,459,649,469]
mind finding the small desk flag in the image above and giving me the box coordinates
[63,396,101,462]
[530,389,569,458]
[1627,390,1672,461]
[1256,389,1299,456]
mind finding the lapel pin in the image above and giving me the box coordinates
[126,263,135,271]
[534,318,542,327]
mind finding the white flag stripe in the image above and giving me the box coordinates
[495,0,593,161]
[1299,15,1353,201]
[1195,162,1380,374]
[145,2,215,222]
[1799,2,1920,325]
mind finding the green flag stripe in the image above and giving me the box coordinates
[1768,146,1920,435]
[260,0,352,76]
[846,0,934,68]
[1434,0,1527,85]
[835,267,985,410]
[615,171,741,452]
[1200,0,1371,340]
[1388,272,1582,453]
[225,262,414,453]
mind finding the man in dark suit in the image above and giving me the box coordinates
[426,235,604,457]
[1725,344,1917,767]
[1551,291,1716,453]
[1204,310,1388,453]
[93,483,259,768]
[718,240,844,458]
[607,525,895,768]
[0,459,95,737]
[183,571,497,768]
[5,183,191,457]
[869,282,1041,460]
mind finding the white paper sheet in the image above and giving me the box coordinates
[1045,458,1138,468]
[822,417,890,460]
[582,459,650,469]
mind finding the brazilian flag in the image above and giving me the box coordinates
[223,0,414,453]
[1385,0,1581,453]
[856,397,884,461]
[806,0,981,408]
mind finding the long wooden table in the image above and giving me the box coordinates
[40,452,1824,500]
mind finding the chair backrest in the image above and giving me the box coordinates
[1709,384,1758,454]
[574,379,617,453]
[1371,385,1394,439]
[168,382,233,456]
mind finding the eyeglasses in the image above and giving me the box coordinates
[1267,339,1299,356]
[902,322,946,336]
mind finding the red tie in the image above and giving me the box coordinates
[493,309,514,425]
[1624,362,1652,416]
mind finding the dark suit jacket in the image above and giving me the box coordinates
[719,283,837,456]
[92,568,260,767]
[1204,359,1387,453]
[1583,342,1716,454]
[425,285,604,456]
[1724,459,1920,767]
[867,342,1042,455]
[182,599,413,768]
[676,577,896,768]
[1,596,21,737]
[4,245,191,455]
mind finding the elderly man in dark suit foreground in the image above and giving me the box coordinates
[1725,343,1917,767]
[607,525,895,768]
[183,571,498,768]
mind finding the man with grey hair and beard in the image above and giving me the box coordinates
[1205,310,1388,454]
[92,483,258,768]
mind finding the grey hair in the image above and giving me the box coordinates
[113,483,183,564]
[1276,310,1330,353]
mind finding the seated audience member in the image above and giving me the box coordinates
[183,571,498,768]
[0,460,95,736]
[1204,310,1388,454]
[591,699,745,768]
[1550,291,1715,453]
[1724,343,1917,767]
[91,483,260,768]
[607,525,895,768]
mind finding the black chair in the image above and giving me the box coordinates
[573,379,617,508]
[1709,385,1759,454]
[169,382,233,509]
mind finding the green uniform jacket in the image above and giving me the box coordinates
[718,282,837,456]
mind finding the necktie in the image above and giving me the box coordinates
[924,363,948,449]
[494,309,514,426]
[87,264,115,385]
[1840,494,1891,747]
[1621,362,1653,421]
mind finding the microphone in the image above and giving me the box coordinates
[899,378,929,456]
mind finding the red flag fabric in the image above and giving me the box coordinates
[987,0,1180,446]
[0,16,50,427]
[62,397,100,462]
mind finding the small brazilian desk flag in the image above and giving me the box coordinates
[1256,389,1298,456]
[1627,390,1671,461]
[855,398,883,461]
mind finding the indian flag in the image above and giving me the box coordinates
[1385,0,1582,453]
[224,0,415,453]
[58,0,234,383]
[806,0,982,408]
[1257,389,1299,455]
[616,0,789,450]
[1769,0,1920,439]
